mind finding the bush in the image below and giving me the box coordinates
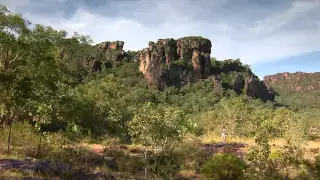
[153,151,182,179]
[200,153,246,180]
[175,138,208,173]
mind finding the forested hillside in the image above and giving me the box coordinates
[264,72,320,110]
[264,72,320,130]
[1,5,320,180]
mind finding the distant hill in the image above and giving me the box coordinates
[263,72,320,111]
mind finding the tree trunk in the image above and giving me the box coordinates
[5,103,13,154]
[155,155,158,177]
[144,145,147,180]
[37,133,42,156]
[0,115,5,127]
[7,124,12,154]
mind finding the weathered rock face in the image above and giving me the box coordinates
[245,76,276,101]
[177,38,211,79]
[232,74,275,102]
[92,60,103,72]
[233,74,245,94]
[139,37,212,90]
[97,40,128,68]
[98,41,124,51]
[245,76,258,98]
[80,57,97,72]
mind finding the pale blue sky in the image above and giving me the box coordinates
[251,51,320,78]
[1,0,319,78]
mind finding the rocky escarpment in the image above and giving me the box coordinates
[244,75,275,101]
[138,37,275,101]
[68,36,275,102]
[139,37,211,90]
[231,74,275,102]
[264,72,320,93]
[263,72,320,109]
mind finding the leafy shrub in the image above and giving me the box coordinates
[153,152,182,179]
[175,138,208,173]
[128,102,196,150]
[200,153,246,180]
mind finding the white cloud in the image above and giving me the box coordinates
[249,1,319,35]
[1,0,320,65]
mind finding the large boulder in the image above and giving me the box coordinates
[139,36,212,90]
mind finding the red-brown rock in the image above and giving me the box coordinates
[139,36,212,90]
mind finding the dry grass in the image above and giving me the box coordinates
[201,132,320,162]
[202,132,320,148]
[200,132,254,146]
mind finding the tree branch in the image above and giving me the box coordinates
[9,50,23,65]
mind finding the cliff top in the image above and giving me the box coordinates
[263,71,320,93]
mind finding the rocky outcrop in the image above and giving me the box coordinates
[232,74,275,102]
[98,41,124,51]
[138,36,275,101]
[80,56,97,72]
[69,36,276,102]
[177,37,211,79]
[233,74,245,94]
[78,41,130,74]
[97,41,128,67]
[139,37,212,90]
[212,75,222,89]
[245,76,276,101]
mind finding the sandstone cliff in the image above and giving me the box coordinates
[231,74,275,102]
[98,41,124,51]
[139,37,212,90]
[96,41,128,67]
[137,36,274,101]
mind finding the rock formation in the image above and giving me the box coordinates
[232,74,275,102]
[77,40,130,74]
[139,37,212,90]
[98,41,124,51]
[212,75,222,89]
[97,41,128,67]
[233,74,244,94]
[68,36,276,102]
[246,76,276,102]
